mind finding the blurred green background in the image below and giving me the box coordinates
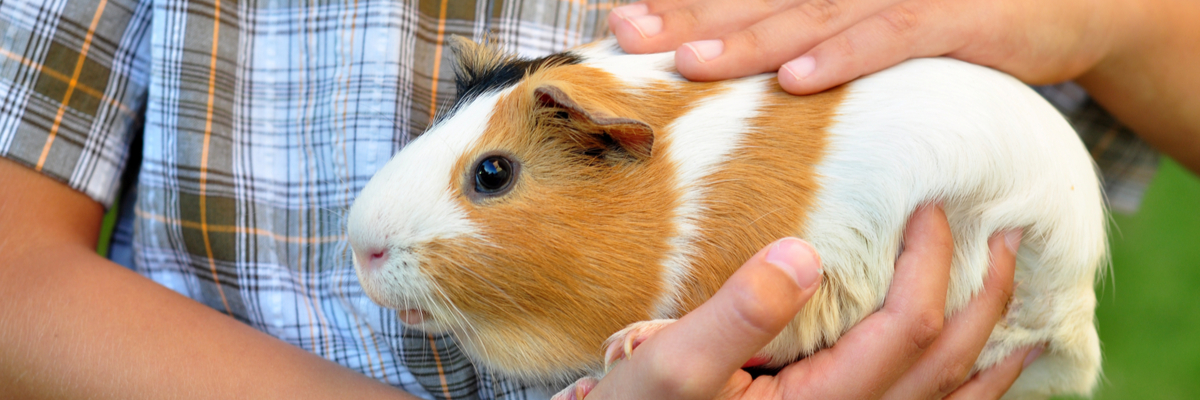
[1071,158,1200,399]
[96,158,1200,398]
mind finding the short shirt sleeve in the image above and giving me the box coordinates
[0,0,151,208]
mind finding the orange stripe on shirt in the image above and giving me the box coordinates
[0,48,132,114]
[199,0,233,316]
[36,0,110,172]
[426,0,450,124]
[336,0,391,381]
[134,208,344,244]
[428,333,455,400]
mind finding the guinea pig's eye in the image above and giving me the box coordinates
[474,155,516,195]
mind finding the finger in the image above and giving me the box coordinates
[608,0,699,54]
[587,237,823,400]
[777,0,973,94]
[945,345,1044,400]
[675,0,905,81]
[775,204,953,398]
[885,204,954,321]
[551,377,599,400]
[881,228,1022,399]
[609,0,798,54]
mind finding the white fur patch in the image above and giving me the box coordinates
[799,58,1104,397]
[576,38,680,89]
[651,76,770,318]
[347,90,507,315]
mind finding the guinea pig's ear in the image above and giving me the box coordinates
[534,85,654,160]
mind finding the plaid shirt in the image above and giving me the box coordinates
[1,1,624,399]
[0,1,1155,399]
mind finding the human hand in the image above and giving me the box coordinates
[554,205,1037,399]
[608,0,1128,95]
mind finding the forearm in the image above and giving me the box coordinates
[0,159,418,400]
[1078,0,1200,174]
[0,249,416,399]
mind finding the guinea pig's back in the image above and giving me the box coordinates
[784,57,1103,398]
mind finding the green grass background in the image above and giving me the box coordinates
[1073,158,1200,399]
[96,158,1200,397]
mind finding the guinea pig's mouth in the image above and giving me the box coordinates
[392,305,456,333]
[398,308,432,325]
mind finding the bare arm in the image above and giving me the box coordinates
[1077,0,1200,174]
[0,158,418,399]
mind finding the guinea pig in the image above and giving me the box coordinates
[347,37,1105,399]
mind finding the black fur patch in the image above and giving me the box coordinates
[433,51,582,125]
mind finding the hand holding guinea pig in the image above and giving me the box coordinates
[609,0,1200,174]
[565,207,1035,400]
[608,0,1117,94]
[348,36,1105,399]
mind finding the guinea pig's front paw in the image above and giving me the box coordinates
[550,376,598,400]
[603,318,777,372]
[602,319,678,372]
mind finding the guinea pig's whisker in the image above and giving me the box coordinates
[416,292,439,361]
[428,252,531,315]
[428,280,495,367]
[748,207,787,226]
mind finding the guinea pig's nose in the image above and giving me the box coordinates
[355,247,390,271]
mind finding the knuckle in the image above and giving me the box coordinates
[735,27,771,56]
[878,5,922,38]
[827,34,857,59]
[729,289,779,337]
[799,0,843,25]
[649,360,707,397]
[752,0,790,11]
[668,6,703,30]
[908,309,944,351]
[993,280,1015,304]
[933,359,975,395]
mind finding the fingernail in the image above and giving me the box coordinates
[1004,228,1024,254]
[765,237,822,289]
[682,39,724,63]
[1022,345,1045,368]
[626,15,662,38]
[611,3,649,18]
[603,340,623,370]
[781,56,816,81]
[571,378,597,400]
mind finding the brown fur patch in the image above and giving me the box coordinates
[671,83,851,363]
[678,83,846,310]
[416,59,845,379]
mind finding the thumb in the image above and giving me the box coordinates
[592,237,823,399]
[697,237,825,361]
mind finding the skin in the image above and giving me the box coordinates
[0,158,419,400]
[608,0,1200,174]
[574,206,1032,400]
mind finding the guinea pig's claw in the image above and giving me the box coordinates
[551,376,599,400]
[623,334,636,362]
[603,319,677,372]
